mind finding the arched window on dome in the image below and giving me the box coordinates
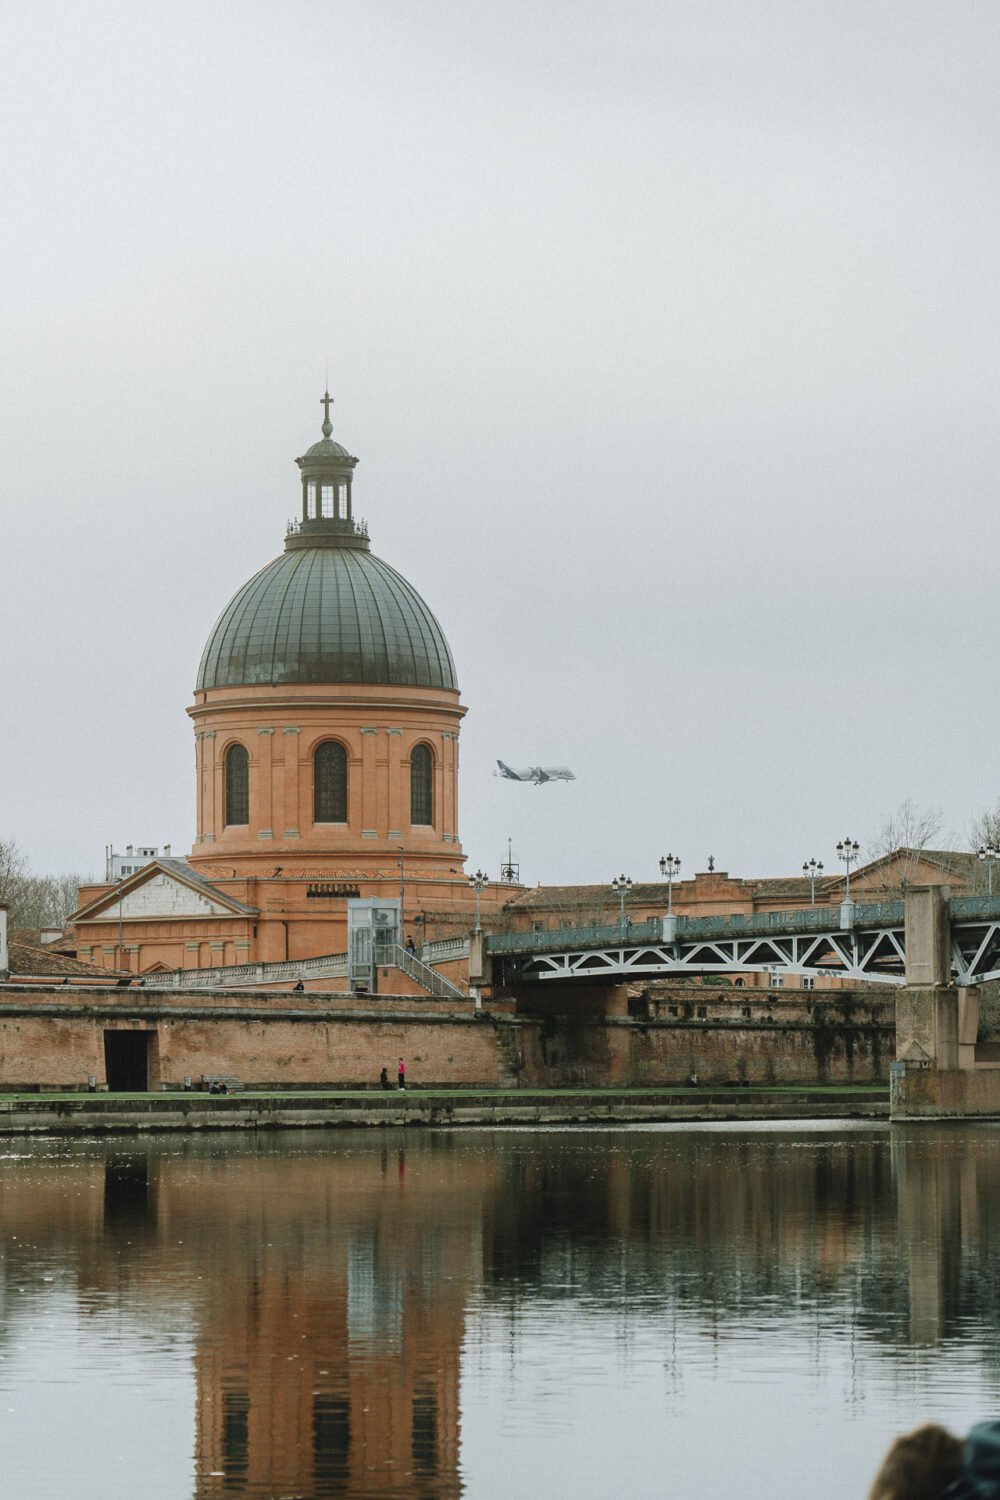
[225,743,249,826]
[410,743,433,826]
[314,741,348,823]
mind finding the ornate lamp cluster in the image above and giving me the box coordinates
[611,873,633,935]
[802,857,824,906]
[836,837,860,901]
[468,869,489,932]
[659,854,681,917]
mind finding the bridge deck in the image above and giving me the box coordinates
[486,897,1000,986]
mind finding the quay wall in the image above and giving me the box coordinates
[0,983,893,1092]
[518,983,893,1087]
[0,987,518,1092]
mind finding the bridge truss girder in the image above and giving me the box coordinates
[519,926,908,986]
[951,920,1000,986]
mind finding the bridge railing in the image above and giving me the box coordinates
[948,896,1000,921]
[488,919,664,955]
[680,901,905,937]
[485,900,912,956]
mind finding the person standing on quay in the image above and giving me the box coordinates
[398,1058,406,1090]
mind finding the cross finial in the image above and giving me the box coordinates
[320,390,333,438]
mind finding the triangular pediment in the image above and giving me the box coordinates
[72,861,254,923]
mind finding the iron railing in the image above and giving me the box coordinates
[375,943,468,1000]
[485,901,917,956]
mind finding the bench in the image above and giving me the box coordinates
[201,1074,243,1094]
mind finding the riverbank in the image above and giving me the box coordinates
[0,1084,888,1134]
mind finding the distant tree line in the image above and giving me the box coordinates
[0,838,91,931]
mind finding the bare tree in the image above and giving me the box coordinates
[0,838,29,911]
[971,800,1000,852]
[863,799,946,895]
[0,839,90,930]
[968,800,1000,893]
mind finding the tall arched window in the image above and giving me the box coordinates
[314,741,348,823]
[410,743,433,826]
[225,743,249,826]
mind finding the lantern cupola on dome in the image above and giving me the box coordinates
[288,390,364,551]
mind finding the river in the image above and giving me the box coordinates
[0,1121,997,1498]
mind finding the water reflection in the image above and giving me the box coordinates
[0,1125,999,1498]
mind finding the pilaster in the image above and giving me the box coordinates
[282,727,301,837]
[256,727,274,838]
[387,728,403,839]
[361,728,378,838]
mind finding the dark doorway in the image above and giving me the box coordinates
[104,1031,151,1091]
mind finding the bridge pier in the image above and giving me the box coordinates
[892,886,1000,1118]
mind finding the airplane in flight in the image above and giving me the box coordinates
[495,760,576,785]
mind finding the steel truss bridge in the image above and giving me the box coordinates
[485,897,1000,988]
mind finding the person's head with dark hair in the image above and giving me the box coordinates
[868,1424,964,1500]
[869,1421,1000,1500]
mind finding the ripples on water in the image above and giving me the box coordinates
[0,1122,998,1498]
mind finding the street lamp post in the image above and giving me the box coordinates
[659,854,681,917]
[836,837,860,901]
[979,845,1000,898]
[802,858,824,907]
[611,874,633,936]
[468,869,488,932]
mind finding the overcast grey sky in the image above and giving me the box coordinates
[2,0,999,886]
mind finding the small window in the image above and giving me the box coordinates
[734,978,745,989]
[742,1006,751,1019]
[769,971,783,989]
[337,481,348,517]
[411,744,433,825]
[801,974,816,990]
[696,1005,707,1018]
[320,483,335,518]
[307,482,317,519]
[225,743,249,826]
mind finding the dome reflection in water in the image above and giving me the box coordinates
[0,1124,998,1499]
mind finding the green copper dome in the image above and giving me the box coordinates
[196,395,458,692]
[303,436,352,460]
[197,545,458,691]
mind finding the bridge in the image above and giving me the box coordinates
[484,895,1000,988]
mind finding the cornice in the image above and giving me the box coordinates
[188,692,466,722]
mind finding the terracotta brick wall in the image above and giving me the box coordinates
[0,988,512,1090]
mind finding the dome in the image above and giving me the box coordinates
[197,544,458,692]
[302,436,352,460]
